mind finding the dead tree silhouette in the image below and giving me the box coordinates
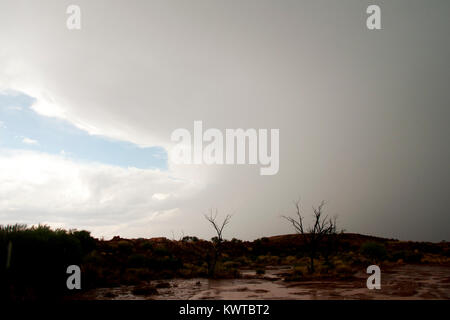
[204,209,232,277]
[283,200,337,273]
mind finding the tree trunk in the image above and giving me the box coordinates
[309,256,315,273]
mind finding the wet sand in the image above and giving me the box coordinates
[76,264,450,300]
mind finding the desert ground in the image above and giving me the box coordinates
[76,264,450,300]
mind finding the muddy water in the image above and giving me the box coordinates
[76,265,450,300]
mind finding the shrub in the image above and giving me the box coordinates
[335,264,354,277]
[148,256,182,271]
[84,250,104,265]
[215,267,240,278]
[193,265,208,277]
[283,255,297,265]
[72,230,96,253]
[256,255,279,265]
[235,256,251,266]
[0,224,95,300]
[117,240,134,254]
[390,251,406,262]
[153,244,169,256]
[320,259,335,273]
[123,268,152,284]
[141,241,153,250]
[360,242,387,262]
[404,251,423,263]
[223,261,241,269]
[127,253,147,267]
[285,266,307,281]
[182,236,199,242]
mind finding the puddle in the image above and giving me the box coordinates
[74,264,450,300]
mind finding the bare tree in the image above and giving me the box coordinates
[282,200,337,273]
[170,230,185,241]
[204,209,232,277]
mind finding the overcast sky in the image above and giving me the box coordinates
[0,0,449,241]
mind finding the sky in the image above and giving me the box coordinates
[0,92,167,169]
[0,0,449,241]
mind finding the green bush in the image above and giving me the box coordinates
[235,256,251,266]
[443,249,450,257]
[153,244,169,256]
[283,255,297,265]
[141,241,153,250]
[147,255,182,271]
[360,242,387,262]
[256,254,280,265]
[72,230,96,253]
[285,266,307,281]
[0,224,96,300]
[127,253,147,267]
[182,236,199,242]
[335,264,354,276]
[223,261,241,269]
[404,251,423,263]
[117,240,134,254]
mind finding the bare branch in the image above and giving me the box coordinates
[282,199,338,273]
[204,209,232,242]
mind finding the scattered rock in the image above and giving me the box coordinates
[132,285,158,296]
[155,282,171,289]
[262,276,279,281]
[254,289,269,293]
[103,291,117,298]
